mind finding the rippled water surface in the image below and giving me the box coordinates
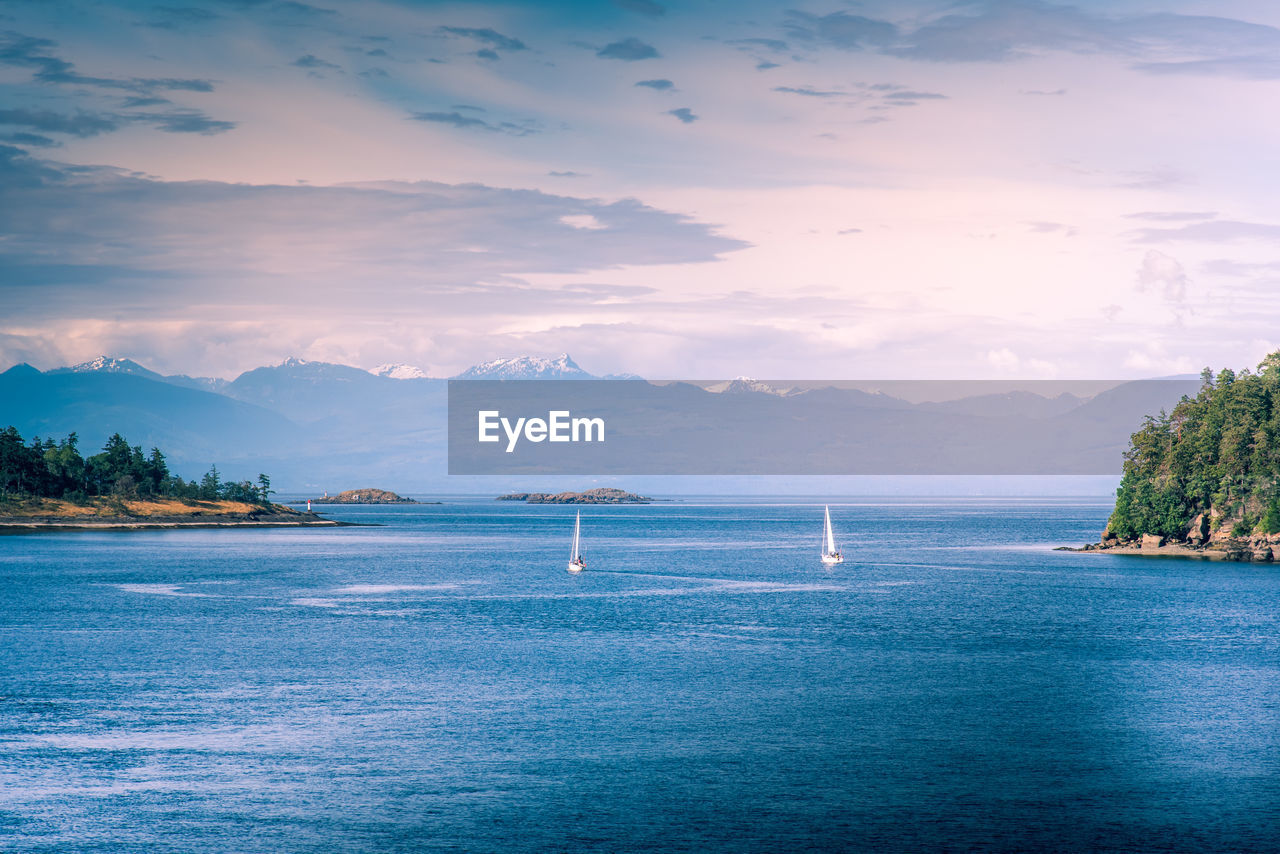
[3,499,1279,852]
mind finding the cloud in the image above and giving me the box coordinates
[0,108,118,138]
[548,170,585,177]
[784,11,899,51]
[1132,220,1280,243]
[409,111,538,137]
[144,6,224,28]
[773,86,841,98]
[614,0,665,17]
[154,6,222,20]
[475,48,499,61]
[0,105,236,139]
[136,111,237,135]
[561,214,607,230]
[730,38,789,52]
[1201,259,1280,278]
[597,37,659,61]
[777,3,1280,80]
[890,3,1119,62]
[1133,57,1280,79]
[0,31,233,140]
[0,131,58,148]
[0,145,749,367]
[666,107,697,124]
[0,30,216,93]
[292,54,340,69]
[413,111,487,130]
[880,90,946,102]
[1136,250,1189,302]
[121,96,172,108]
[725,36,789,71]
[437,26,527,52]
[1025,221,1075,236]
[1124,211,1216,222]
[266,1,338,20]
[845,82,950,110]
[986,347,1020,371]
[635,78,674,91]
[1115,168,1186,189]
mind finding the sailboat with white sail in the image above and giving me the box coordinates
[567,510,586,573]
[820,505,843,565]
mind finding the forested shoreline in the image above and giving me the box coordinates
[1107,353,1280,542]
[0,426,272,505]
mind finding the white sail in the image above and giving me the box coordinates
[567,511,584,572]
[821,505,843,564]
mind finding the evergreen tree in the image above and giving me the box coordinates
[199,465,222,500]
[1107,352,1280,540]
[0,425,272,507]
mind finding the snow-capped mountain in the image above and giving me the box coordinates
[453,354,594,380]
[48,355,229,393]
[706,377,796,396]
[49,356,164,381]
[371,363,430,380]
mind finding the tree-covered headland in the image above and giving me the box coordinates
[1107,353,1280,542]
[0,426,272,505]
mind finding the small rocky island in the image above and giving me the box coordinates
[308,488,424,504]
[1070,356,1280,562]
[496,487,652,504]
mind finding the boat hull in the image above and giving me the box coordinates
[820,554,843,565]
[567,562,585,573]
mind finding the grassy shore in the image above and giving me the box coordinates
[0,495,342,531]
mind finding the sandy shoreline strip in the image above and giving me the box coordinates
[0,518,350,532]
[1061,543,1223,560]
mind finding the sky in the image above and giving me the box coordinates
[2,0,1280,379]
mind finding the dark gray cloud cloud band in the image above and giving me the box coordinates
[0,145,748,324]
[781,2,1280,79]
[597,37,659,60]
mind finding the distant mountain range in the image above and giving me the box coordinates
[50,353,601,385]
[0,353,1200,491]
[0,354,617,489]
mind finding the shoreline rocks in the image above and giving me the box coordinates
[1067,530,1279,562]
[497,487,652,504]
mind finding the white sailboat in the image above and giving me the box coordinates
[567,510,586,573]
[821,505,844,565]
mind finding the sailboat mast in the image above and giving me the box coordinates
[571,511,580,560]
[824,505,836,554]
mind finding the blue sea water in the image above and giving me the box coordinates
[2,498,1279,853]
